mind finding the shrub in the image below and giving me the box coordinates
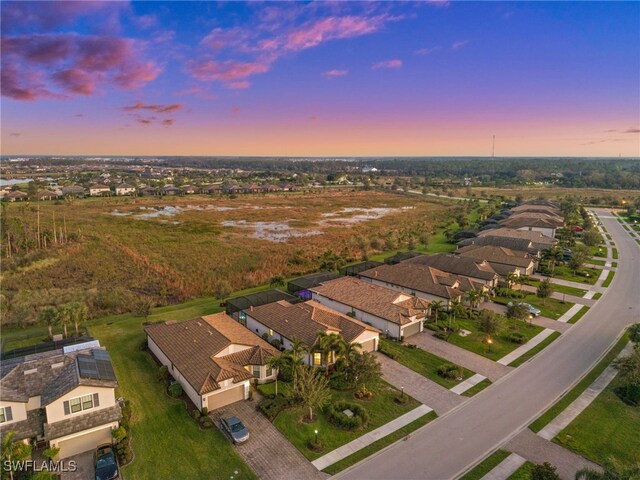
[112,426,127,443]
[326,401,369,430]
[138,339,148,351]
[378,346,398,360]
[201,407,208,416]
[354,384,373,400]
[269,338,282,349]
[199,416,214,429]
[257,396,291,421]
[168,383,183,398]
[614,383,640,407]
[507,332,527,344]
[629,323,640,343]
[192,409,201,420]
[158,365,170,384]
[329,372,353,391]
[434,331,449,341]
[115,437,132,465]
[437,364,464,380]
[120,400,132,428]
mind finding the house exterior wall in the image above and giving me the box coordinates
[216,344,252,357]
[148,336,203,409]
[0,401,27,424]
[115,188,135,196]
[310,293,403,339]
[45,386,116,424]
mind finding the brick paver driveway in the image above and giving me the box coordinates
[211,399,326,480]
[60,450,94,480]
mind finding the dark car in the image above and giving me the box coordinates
[95,445,119,480]
[221,416,250,444]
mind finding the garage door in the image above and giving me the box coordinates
[206,384,245,410]
[401,321,422,339]
[359,338,377,352]
[55,426,113,459]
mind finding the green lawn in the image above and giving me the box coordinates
[529,334,630,432]
[462,378,492,397]
[508,461,535,479]
[548,265,600,286]
[322,411,437,474]
[379,339,474,388]
[593,292,603,300]
[524,278,587,297]
[568,306,589,325]
[459,450,511,480]
[602,270,615,288]
[509,332,561,367]
[612,247,619,259]
[494,294,573,320]
[263,380,422,461]
[589,258,606,266]
[553,375,640,466]
[431,317,543,362]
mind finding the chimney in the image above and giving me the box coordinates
[250,306,254,312]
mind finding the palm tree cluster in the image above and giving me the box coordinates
[36,302,89,339]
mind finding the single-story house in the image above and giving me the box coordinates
[499,212,563,238]
[162,185,182,196]
[182,185,197,194]
[510,204,562,217]
[139,187,158,196]
[61,186,85,198]
[0,345,121,459]
[115,184,136,196]
[457,235,542,258]
[477,227,557,250]
[357,263,485,308]
[5,190,28,202]
[145,313,279,411]
[36,190,59,201]
[89,184,111,196]
[310,276,430,340]
[242,300,380,366]
[456,245,536,276]
[405,254,499,287]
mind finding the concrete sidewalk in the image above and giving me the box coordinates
[497,329,556,366]
[530,274,604,293]
[450,373,487,395]
[311,404,433,471]
[481,453,526,480]
[556,303,584,323]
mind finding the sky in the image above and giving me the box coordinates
[1,1,639,157]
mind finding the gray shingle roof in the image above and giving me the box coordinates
[44,405,121,441]
[0,409,45,441]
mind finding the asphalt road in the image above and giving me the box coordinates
[338,209,639,480]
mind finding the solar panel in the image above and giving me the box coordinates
[76,350,117,381]
[77,355,99,379]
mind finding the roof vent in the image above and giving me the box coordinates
[51,362,64,369]
[197,321,202,326]
[24,368,37,375]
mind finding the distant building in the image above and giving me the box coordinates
[36,190,59,201]
[115,184,136,196]
[89,184,111,197]
[61,185,85,198]
[4,190,28,202]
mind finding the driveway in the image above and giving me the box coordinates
[60,450,94,480]
[211,399,326,480]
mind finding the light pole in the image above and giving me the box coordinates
[401,386,405,399]
[314,429,318,444]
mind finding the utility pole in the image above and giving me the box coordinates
[492,135,496,158]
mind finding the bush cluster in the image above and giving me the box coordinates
[168,383,183,398]
[378,345,398,360]
[326,401,369,430]
[507,332,527,344]
[114,399,133,465]
[437,364,464,380]
[257,396,291,421]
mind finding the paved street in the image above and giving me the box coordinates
[337,210,640,480]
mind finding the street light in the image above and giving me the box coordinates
[401,386,405,399]
[314,429,318,443]
[486,336,493,353]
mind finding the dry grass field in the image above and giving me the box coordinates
[468,186,638,203]
[1,191,451,325]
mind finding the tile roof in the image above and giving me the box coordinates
[0,409,46,441]
[310,277,430,326]
[457,236,537,253]
[477,228,557,245]
[246,300,380,346]
[358,263,467,300]
[500,212,563,228]
[44,405,122,441]
[456,245,535,269]
[405,254,498,282]
[510,204,562,216]
[145,313,279,395]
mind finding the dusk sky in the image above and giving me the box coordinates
[2,1,639,157]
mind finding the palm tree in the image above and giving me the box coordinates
[287,338,308,386]
[430,300,445,328]
[505,272,520,292]
[57,304,72,338]
[464,290,481,309]
[449,298,465,330]
[69,302,88,337]
[315,332,343,366]
[336,337,361,367]
[542,246,563,275]
[1,431,32,480]
[267,355,288,396]
[38,306,59,339]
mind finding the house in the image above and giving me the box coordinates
[139,187,158,196]
[499,212,563,238]
[456,245,536,276]
[310,276,429,340]
[89,184,111,197]
[162,185,182,196]
[145,313,279,411]
[242,300,381,366]
[182,185,197,194]
[357,263,483,308]
[114,183,136,196]
[477,227,557,250]
[510,204,562,217]
[5,190,28,202]
[61,186,85,198]
[405,254,499,287]
[36,190,59,201]
[457,235,543,258]
[0,345,121,459]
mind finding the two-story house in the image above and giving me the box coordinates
[0,346,121,459]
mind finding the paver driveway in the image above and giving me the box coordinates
[211,399,326,480]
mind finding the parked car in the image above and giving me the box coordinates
[95,445,119,480]
[221,416,250,444]
[507,301,541,317]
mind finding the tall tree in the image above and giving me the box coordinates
[37,306,59,339]
[267,355,288,397]
[536,278,553,306]
[292,367,331,421]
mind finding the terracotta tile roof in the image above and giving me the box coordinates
[500,212,563,228]
[477,228,557,245]
[358,263,466,300]
[405,254,498,282]
[310,277,430,326]
[145,313,279,395]
[456,245,535,269]
[510,204,562,216]
[457,236,536,253]
[246,300,380,346]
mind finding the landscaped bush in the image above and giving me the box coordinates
[115,437,132,465]
[168,383,183,398]
[158,365,170,384]
[378,345,398,360]
[257,396,291,421]
[614,383,640,407]
[329,372,353,391]
[354,384,373,400]
[325,401,369,430]
[629,323,640,343]
[507,332,527,344]
[199,416,214,429]
[437,364,464,380]
[434,331,449,341]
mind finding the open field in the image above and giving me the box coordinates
[468,186,640,203]
[1,191,451,326]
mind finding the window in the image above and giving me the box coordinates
[313,352,322,366]
[82,394,94,410]
[70,397,82,413]
[0,407,11,423]
[252,366,261,378]
[66,393,97,415]
[266,366,273,377]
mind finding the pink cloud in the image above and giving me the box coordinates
[323,69,348,78]
[186,59,269,88]
[161,118,174,127]
[175,86,216,100]
[372,59,403,70]
[132,14,158,30]
[123,103,183,114]
[414,46,441,56]
[285,16,385,52]
[1,33,160,100]
[231,107,241,113]
[451,40,469,50]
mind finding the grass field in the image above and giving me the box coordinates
[524,278,587,297]
[553,373,640,466]
[493,293,573,320]
[379,338,474,388]
[529,334,630,433]
[1,191,451,326]
[459,450,511,480]
[508,462,535,479]
[548,265,600,286]
[509,332,561,367]
[567,306,589,325]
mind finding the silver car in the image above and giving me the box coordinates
[221,416,250,444]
